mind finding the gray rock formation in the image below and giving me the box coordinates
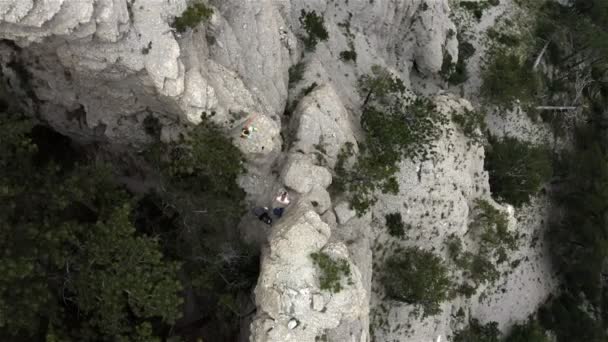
[281,155,332,194]
[289,84,358,167]
[0,0,286,149]
[250,202,367,342]
[0,0,458,145]
[367,95,527,341]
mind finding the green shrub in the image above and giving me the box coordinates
[453,319,500,342]
[348,98,445,214]
[485,136,552,206]
[340,49,357,62]
[471,199,518,253]
[506,318,549,342]
[310,252,352,293]
[487,28,521,47]
[446,200,515,294]
[285,81,319,116]
[385,212,406,238]
[519,2,608,340]
[452,109,486,144]
[544,127,608,337]
[144,115,247,268]
[358,65,406,106]
[362,97,445,158]
[456,251,500,286]
[289,62,306,86]
[441,40,476,85]
[143,114,162,139]
[446,199,519,290]
[445,234,463,259]
[160,114,245,198]
[459,0,499,20]
[383,247,453,316]
[538,294,606,342]
[139,112,257,339]
[340,42,357,62]
[302,82,318,96]
[172,2,213,33]
[328,142,355,198]
[347,97,446,214]
[299,10,329,51]
[333,66,447,214]
[456,283,477,298]
[481,52,540,107]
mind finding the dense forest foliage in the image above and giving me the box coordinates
[477,0,608,340]
[0,92,255,340]
[0,111,181,340]
[535,1,608,341]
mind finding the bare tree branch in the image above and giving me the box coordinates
[533,40,551,71]
[536,106,578,111]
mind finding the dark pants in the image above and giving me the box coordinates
[273,207,285,218]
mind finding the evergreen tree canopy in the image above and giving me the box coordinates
[382,247,452,317]
[453,319,500,342]
[485,136,552,206]
[0,112,182,340]
[550,125,608,310]
[505,318,549,342]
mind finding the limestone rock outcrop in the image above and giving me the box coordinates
[0,0,458,148]
[281,155,333,194]
[289,84,358,167]
[369,95,521,341]
[0,0,287,150]
[250,202,368,342]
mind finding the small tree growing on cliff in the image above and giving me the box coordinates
[481,51,540,108]
[506,318,549,342]
[358,65,406,106]
[159,114,245,199]
[382,247,453,316]
[453,319,500,342]
[310,252,352,293]
[172,2,213,33]
[299,10,329,51]
[0,113,182,340]
[385,212,406,238]
[334,66,447,215]
[485,136,552,206]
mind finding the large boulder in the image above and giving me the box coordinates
[281,155,332,194]
[250,202,368,342]
[290,84,358,167]
[411,1,458,75]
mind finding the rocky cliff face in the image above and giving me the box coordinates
[0,0,456,143]
[250,202,368,342]
[0,1,554,342]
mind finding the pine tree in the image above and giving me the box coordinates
[0,113,182,340]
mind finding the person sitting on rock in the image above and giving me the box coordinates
[240,114,259,139]
[253,206,272,225]
[271,190,290,218]
[241,126,256,139]
[272,207,285,218]
[275,190,290,206]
